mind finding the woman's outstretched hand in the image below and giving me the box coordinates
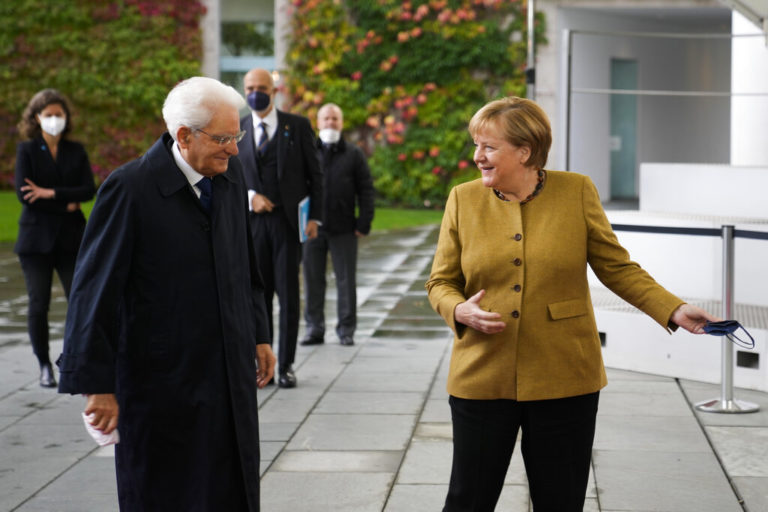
[454,289,507,334]
[671,303,720,334]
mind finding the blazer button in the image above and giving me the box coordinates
[513,284,521,292]
[511,310,520,318]
[513,258,522,266]
[514,233,522,241]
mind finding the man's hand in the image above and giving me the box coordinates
[84,393,119,434]
[66,202,81,212]
[355,230,367,238]
[305,219,319,240]
[255,344,277,388]
[251,193,274,213]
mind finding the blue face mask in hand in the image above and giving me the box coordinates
[703,320,755,349]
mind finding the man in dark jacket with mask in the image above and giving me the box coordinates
[300,103,375,347]
[237,68,323,388]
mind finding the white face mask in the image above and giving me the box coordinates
[40,115,67,137]
[318,128,341,144]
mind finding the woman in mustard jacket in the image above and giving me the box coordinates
[426,97,715,512]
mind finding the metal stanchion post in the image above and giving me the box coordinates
[695,225,759,414]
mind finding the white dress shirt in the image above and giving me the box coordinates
[247,108,279,210]
[172,141,206,198]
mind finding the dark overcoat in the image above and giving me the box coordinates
[58,134,271,511]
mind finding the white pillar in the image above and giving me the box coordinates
[199,0,221,79]
[274,0,291,73]
[731,11,768,166]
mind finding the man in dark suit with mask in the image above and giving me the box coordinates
[237,68,323,388]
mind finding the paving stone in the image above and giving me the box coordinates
[273,450,402,473]
[316,391,424,415]
[419,399,451,423]
[331,371,435,394]
[731,476,768,512]
[597,389,692,417]
[396,438,452,484]
[343,355,441,374]
[594,415,711,452]
[261,472,393,512]
[259,422,300,442]
[258,398,319,423]
[287,414,416,451]
[414,422,453,440]
[385,483,530,512]
[593,449,742,512]
[705,425,768,477]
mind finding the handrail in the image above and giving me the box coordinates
[609,222,761,414]
[611,224,768,240]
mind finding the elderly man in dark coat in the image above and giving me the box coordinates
[57,76,276,511]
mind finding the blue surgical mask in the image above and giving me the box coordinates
[247,91,271,112]
[703,320,755,349]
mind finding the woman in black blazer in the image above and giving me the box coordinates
[14,89,95,387]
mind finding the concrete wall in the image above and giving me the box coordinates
[731,11,768,166]
[538,2,732,200]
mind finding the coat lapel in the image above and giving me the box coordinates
[276,110,291,181]
[146,135,189,199]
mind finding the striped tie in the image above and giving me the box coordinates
[257,122,268,155]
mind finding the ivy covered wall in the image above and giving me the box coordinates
[0,0,206,186]
[284,0,546,206]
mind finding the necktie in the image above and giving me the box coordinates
[257,122,268,155]
[196,177,213,212]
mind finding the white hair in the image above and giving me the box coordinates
[162,77,246,141]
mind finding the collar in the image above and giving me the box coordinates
[316,136,346,152]
[172,140,207,189]
[252,107,278,129]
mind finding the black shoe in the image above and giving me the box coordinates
[278,367,297,388]
[339,336,355,346]
[300,335,324,346]
[40,363,57,388]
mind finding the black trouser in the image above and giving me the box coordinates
[444,392,600,512]
[251,209,301,370]
[18,248,77,366]
[302,231,358,340]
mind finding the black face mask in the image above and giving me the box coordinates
[247,91,271,112]
[703,320,755,349]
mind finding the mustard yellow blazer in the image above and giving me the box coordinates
[426,171,684,401]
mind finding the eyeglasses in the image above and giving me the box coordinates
[195,128,246,146]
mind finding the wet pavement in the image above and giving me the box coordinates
[1,226,767,511]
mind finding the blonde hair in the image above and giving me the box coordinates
[468,97,552,170]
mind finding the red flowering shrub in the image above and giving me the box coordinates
[285,0,546,206]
